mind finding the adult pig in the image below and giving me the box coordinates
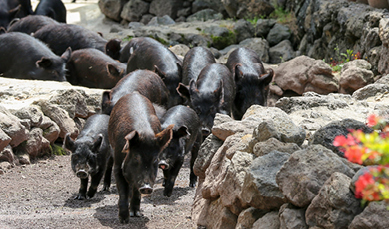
[63,114,113,200]
[226,47,273,120]
[101,69,169,115]
[0,32,70,81]
[182,46,216,85]
[177,63,235,136]
[33,24,117,56]
[108,92,173,223]
[125,37,183,107]
[0,0,33,28]
[34,0,67,23]
[7,15,60,35]
[159,105,202,197]
[66,48,127,89]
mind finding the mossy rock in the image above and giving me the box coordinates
[210,30,237,49]
[51,144,68,156]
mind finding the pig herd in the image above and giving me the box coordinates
[0,0,274,224]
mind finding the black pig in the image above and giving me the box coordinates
[125,37,183,108]
[34,0,67,23]
[101,69,169,115]
[0,0,33,28]
[108,92,173,223]
[0,32,70,81]
[177,63,235,136]
[182,46,216,85]
[33,24,118,56]
[66,48,127,89]
[7,15,60,35]
[159,105,202,197]
[226,47,274,120]
[63,114,113,200]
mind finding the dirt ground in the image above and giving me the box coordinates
[0,154,197,229]
[0,2,197,229]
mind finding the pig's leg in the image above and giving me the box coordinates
[130,187,142,217]
[75,177,88,200]
[115,165,130,224]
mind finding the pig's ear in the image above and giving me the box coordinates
[60,47,72,63]
[154,65,166,80]
[91,134,104,152]
[106,64,123,78]
[176,83,190,99]
[176,62,182,80]
[45,9,56,20]
[156,124,174,150]
[63,133,75,152]
[260,69,274,86]
[234,64,243,81]
[105,38,121,60]
[36,57,53,69]
[0,27,5,35]
[176,126,190,138]
[122,131,138,153]
[189,79,199,94]
[7,18,20,29]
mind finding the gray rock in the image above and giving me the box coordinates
[276,144,355,208]
[352,83,389,100]
[279,203,308,229]
[11,106,43,128]
[236,207,269,229]
[140,14,154,25]
[128,21,145,29]
[305,172,363,229]
[348,201,389,228]
[205,198,238,229]
[0,145,16,164]
[0,129,11,152]
[309,118,373,157]
[48,89,90,119]
[375,74,389,84]
[252,211,280,229]
[255,19,276,38]
[0,105,29,148]
[246,106,306,146]
[269,40,295,64]
[203,25,236,50]
[186,9,223,22]
[98,0,125,22]
[267,23,291,46]
[121,0,150,22]
[240,151,289,210]
[233,19,255,43]
[339,61,375,94]
[39,116,60,144]
[147,15,176,26]
[34,100,78,139]
[193,134,223,179]
[149,0,182,20]
[14,128,51,159]
[253,138,301,157]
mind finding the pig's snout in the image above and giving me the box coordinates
[76,170,88,179]
[139,184,153,195]
[158,160,170,170]
[202,127,211,136]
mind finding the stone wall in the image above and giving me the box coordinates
[0,77,103,172]
[192,80,389,228]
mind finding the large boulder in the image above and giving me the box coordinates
[149,0,183,20]
[348,201,389,229]
[0,105,29,148]
[339,60,375,94]
[276,144,355,208]
[121,0,150,22]
[98,0,126,22]
[305,172,363,228]
[274,56,339,95]
[279,203,308,229]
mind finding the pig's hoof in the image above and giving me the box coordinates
[74,194,87,200]
[119,217,129,224]
[130,210,142,217]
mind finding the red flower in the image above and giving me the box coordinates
[355,172,375,199]
[344,146,364,164]
[367,114,379,127]
[333,134,357,147]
